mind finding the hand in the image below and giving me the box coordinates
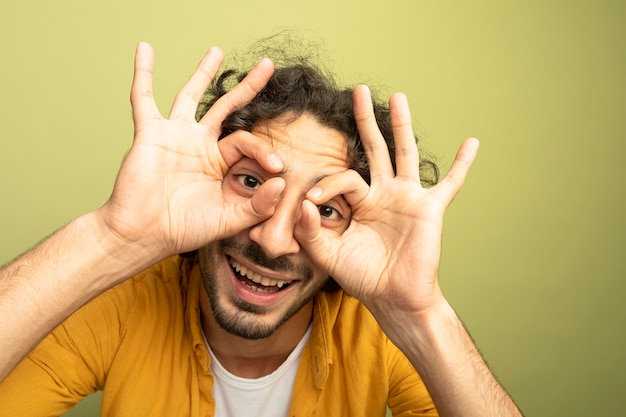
[296,85,478,322]
[99,43,285,259]
[295,87,525,417]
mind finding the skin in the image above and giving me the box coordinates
[198,115,353,377]
[0,42,524,416]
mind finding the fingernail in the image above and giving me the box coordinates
[308,187,322,199]
[269,154,283,170]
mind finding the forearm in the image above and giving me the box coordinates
[372,295,523,417]
[0,210,160,381]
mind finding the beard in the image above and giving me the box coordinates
[198,237,326,340]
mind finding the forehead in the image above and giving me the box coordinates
[251,114,350,172]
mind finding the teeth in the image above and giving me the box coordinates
[229,258,293,289]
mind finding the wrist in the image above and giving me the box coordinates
[370,290,458,356]
[86,209,166,286]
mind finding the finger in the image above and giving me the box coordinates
[169,47,224,120]
[306,169,369,208]
[130,42,161,124]
[200,58,275,131]
[295,199,324,245]
[389,92,420,181]
[353,85,394,179]
[225,176,286,233]
[218,130,284,173]
[294,200,340,274]
[431,138,480,206]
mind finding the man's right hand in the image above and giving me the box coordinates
[0,43,284,381]
[99,42,285,262]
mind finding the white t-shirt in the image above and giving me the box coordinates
[205,325,312,417]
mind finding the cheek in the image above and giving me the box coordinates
[198,244,222,278]
[307,263,331,288]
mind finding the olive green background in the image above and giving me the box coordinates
[1,1,624,416]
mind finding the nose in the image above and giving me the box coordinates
[248,197,301,259]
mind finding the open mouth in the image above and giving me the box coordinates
[228,257,294,293]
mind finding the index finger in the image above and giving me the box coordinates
[431,138,480,206]
[168,46,225,120]
[199,58,275,133]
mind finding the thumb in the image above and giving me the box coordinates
[294,199,337,272]
[222,177,285,237]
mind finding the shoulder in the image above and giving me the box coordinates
[315,289,386,342]
[313,290,435,412]
[314,289,417,366]
[317,289,376,319]
[64,256,187,334]
[110,255,186,300]
[129,255,186,285]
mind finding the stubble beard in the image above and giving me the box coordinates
[198,237,326,340]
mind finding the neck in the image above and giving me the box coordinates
[199,291,313,379]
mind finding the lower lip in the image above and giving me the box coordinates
[227,258,296,307]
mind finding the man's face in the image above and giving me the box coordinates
[198,114,352,339]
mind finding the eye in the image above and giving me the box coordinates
[318,205,341,220]
[316,201,351,233]
[236,174,261,190]
[312,195,352,232]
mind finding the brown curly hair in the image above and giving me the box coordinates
[196,61,439,187]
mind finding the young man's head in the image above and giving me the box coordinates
[198,112,350,340]
[195,58,439,340]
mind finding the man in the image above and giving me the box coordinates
[0,41,523,416]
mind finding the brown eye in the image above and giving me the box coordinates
[237,175,261,190]
[318,205,338,219]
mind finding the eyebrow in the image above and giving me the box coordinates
[310,174,330,188]
[276,165,344,201]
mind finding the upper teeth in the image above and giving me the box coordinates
[229,259,293,288]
